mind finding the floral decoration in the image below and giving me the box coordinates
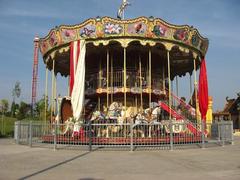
[104,23,122,34]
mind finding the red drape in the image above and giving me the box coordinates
[198,58,208,120]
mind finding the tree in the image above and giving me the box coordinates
[16,101,31,120]
[34,96,49,120]
[0,99,9,114]
[0,99,9,135]
[11,81,21,117]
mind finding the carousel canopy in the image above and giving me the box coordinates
[39,16,208,78]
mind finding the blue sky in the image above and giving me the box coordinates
[0,0,240,111]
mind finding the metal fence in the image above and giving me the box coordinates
[14,120,234,151]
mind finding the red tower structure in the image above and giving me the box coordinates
[31,36,39,111]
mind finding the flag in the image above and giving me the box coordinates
[198,58,208,120]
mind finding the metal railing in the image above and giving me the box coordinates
[14,120,234,151]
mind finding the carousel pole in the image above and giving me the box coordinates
[176,76,179,98]
[51,59,55,123]
[167,50,172,119]
[149,49,152,108]
[67,76,70,96]
[190,74,193,105]
[111,54,113,104]
[107,49,109,108]
[98,58,102,111]
[139,55,143,113]
[44,66,48,124]
[135,61,137,110]
[54,73,57,115]
[193,57,199,120]
[124,47,127,113]
[163,64,165,93]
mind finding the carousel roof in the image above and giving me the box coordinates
[39,16,209,77]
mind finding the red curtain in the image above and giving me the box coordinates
[198,58,209,120]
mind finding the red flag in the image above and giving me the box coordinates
[198,58,208,120]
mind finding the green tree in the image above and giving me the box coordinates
[16,101,31,120]
[0,99,9,135]
[0,99,9,114]
[34,96,50,120]
[11,81,21,117]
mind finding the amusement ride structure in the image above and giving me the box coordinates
[33,1,212,144]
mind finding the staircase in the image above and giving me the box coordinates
[159,101,201,135]
[165,89,196,120]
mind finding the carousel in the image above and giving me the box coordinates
[38,7,210,144]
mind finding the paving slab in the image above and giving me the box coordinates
[0,137,240,180]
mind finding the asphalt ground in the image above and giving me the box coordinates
[0,137,240,180]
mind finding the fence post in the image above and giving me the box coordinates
[130,120,134,152]
[15,121,20,144]
[54,122,57,150]
[220,121,225,147]
[217,121,221,145]
[230,121,234,145]
[201,120,205,149]
[170,119,173,151]
[29,121,32,147]
[88,121,92,152]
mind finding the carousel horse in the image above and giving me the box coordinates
[132,113,148,138]
[148,106,163,137]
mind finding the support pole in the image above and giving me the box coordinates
[124,48,127,113]
[190,74,193,105]
[107,49,109,108]
[193,58,199,120]
[98,59,102,111]
[149,49,152,108]
[139,55,143,112]
[45,67,48,125]
[176,76,179,98]
[51,60,55,123]
[167,50,172,119]
[53,74,57,115]
[111,54,113,104]
[163,65,165,93]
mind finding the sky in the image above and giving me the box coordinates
[0,0,240,111]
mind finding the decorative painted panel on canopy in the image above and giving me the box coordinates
[39,16,208,58]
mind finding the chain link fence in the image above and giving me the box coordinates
[14,120,234,151]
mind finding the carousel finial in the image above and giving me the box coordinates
[117,0,131,20]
